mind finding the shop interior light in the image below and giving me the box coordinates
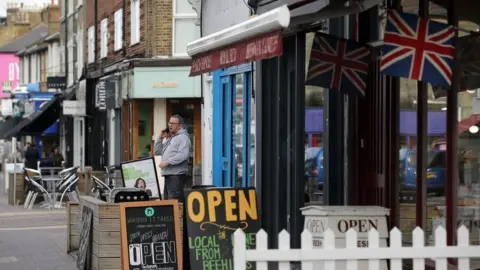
[186,5,290,57]
[441,107,447,111]
[466,89,476,94]
[469,125,479,134]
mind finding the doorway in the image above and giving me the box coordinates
[166,98,202,180]
[213,64,255,188]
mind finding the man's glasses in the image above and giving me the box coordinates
[168,122,180,125]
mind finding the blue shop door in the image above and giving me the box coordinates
[213,67,253,188]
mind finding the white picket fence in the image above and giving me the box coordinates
[233,226,480,270]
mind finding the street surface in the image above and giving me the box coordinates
[0,175,77,270]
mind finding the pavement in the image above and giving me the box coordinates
[0,173,77,270]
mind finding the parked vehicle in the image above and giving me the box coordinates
[400,149,446,195]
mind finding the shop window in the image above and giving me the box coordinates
[304,32,325,204]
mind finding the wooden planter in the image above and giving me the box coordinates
[73,195,185,270]
[66,202,81,252]
[8,172,24,205]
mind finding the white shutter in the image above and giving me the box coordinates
[114,9,123,51]
[88,27,94,63]
[100,19,108,58]
[130,0,140,45]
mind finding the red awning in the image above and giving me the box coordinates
[189,31,283,76]
[458,114,480,135]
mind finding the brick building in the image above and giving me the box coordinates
[80,0,201,175]
[0,3,49,47]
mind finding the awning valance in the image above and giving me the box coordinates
[186,5,291,76]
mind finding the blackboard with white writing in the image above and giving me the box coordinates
[120,200,183,270]
[185,187,259,270]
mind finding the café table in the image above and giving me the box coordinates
[41,176,64,208]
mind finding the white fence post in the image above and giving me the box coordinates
[233,229,246,270]
[346,229,358,270]
[412,227,425,270]
[301,230,313,270]
[235,225,480,270]
[256,229,268,270]
[435,226,447,270]
[390,228,402,270]
[457,226,470,269]
[278,230,290,270]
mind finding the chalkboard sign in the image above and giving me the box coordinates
[77,206,93,270]
[185,187,259,270]
[120,200,183,270]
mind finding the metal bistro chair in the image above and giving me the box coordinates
[91,175,112,201]
[58,173,80,205]
[24,169,52,210]
[54,167,80,204]
[23,168,43,209]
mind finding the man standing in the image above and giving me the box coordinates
[154,115,191,202]
[24,142,39,169]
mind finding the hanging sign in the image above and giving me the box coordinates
[120,200,183,270]
[184,187,259,270]
[95,81,107,111]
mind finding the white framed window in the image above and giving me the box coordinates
[100,18,108,58]
[172,0,199,56]
[130,0,140,45]
[114,9,123,51]
[87,26,94,63]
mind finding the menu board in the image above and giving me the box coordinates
[120,200,182,270]
[185,187,259,270]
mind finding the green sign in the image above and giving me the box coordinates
[2,81,11,93]
[144,207,155,217]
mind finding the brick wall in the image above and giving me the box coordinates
[85,0,150,72]
[145,0,172,57]
[84,0,174,72]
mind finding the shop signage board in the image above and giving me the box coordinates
[120,200,183,270]
[63,100,86,116]
[46,76,66,89]
[301,205,390,270]
[189,31,283,76]
[184,187,259,270]
[95,81,107,111]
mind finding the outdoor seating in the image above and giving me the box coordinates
[23,168,52,210]
[91,175,112,201]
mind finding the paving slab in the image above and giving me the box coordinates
[0,174,77,270]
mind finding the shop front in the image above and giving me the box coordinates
[188,0,470,260]
[122,62,201,173]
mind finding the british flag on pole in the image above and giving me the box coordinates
[380,10,456,88]
[306,34,370,96]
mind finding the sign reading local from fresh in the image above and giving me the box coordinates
[120,200,183,270]
[185,187,259,270]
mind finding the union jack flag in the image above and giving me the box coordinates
[306,34,370,96]
[380,10,455,87]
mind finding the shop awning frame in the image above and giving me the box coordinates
[186,5,291,76]
[4,94,62,138]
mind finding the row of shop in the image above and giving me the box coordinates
[0,62,202,171]
[79,59,202,170]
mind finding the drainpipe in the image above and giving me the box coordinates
[94,0,98,66]
[122,0,126,56]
